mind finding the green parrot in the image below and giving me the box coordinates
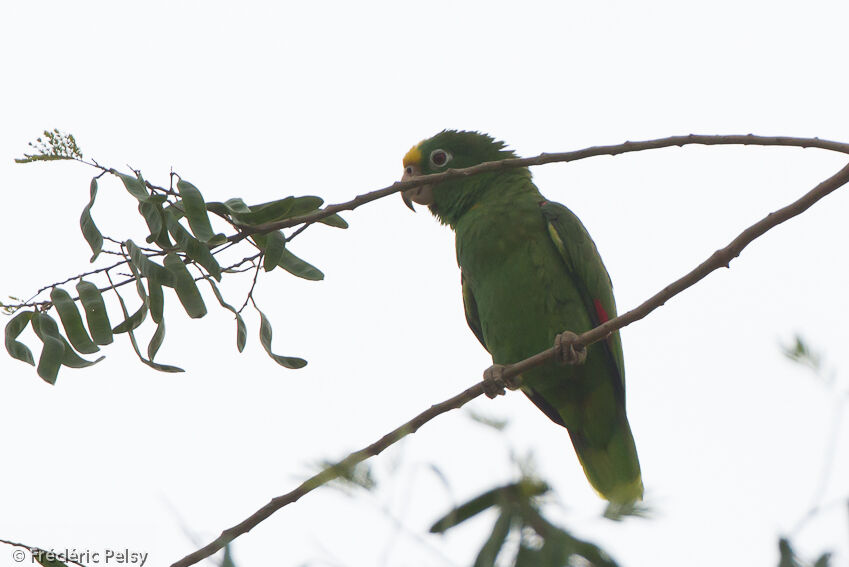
[401,130,642,503]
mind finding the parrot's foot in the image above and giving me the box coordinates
[482,364,521,399]
[554,331,587,366]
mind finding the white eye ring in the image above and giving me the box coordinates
[429,149,452,168]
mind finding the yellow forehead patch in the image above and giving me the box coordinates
[402,143,422,167]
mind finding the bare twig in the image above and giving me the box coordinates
[219,253,261,273]
[238,257,263,313]
[171,158,849,567]
[20,258,129,305]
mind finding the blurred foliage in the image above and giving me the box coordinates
[782,335,823,374]
[219,544,237,567]
[430,478,620,567]
[319,460,377,493]
[467,409,509,431]
[778,537,831,567]
[778,335,845,567]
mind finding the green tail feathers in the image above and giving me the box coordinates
[568,417,643,504]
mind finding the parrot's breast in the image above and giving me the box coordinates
[454,199,592,368]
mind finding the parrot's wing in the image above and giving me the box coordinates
[540,201,626,401]
[461,271,488,351]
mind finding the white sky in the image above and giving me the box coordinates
[2,1,848,566]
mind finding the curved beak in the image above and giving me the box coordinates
[402,191,416,212]
[400,165,433,212]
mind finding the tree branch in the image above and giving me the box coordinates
[236,134,849,239]
[170,382,484,567]
[170,157,849,567]
[12,134,848,313]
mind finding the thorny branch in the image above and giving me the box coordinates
[170,153,849,567]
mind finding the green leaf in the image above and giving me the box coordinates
[206,197,252,216]
[779,538,802,567]
[236,315,247,352]
[148,320,166,360]
[224,197,252,213]
[5,310,35,365]
[112,261,150,334]
[533,506,620,567]
[118,172,150,202]
[205,278,246,352]
[263,230,286,272]
[256,308,306,368]
[430,487,502,534]
[430,480,549,534]
[139,200,173,248]
[50,287,99,354]
[557,532,619,567]
[32,312,104,370]
[112,284,184,373]
[80,177,103,261]
[515,506,619,567]
[220,545,236,567]
[30,313,65,384]
[75,280,113,345]
[163,253,207,318]
[216,195,346,229]
[474,511,513,567]
[781,335,822,373]
[251,231,323,280]
[126,240,175,287]
[149,278,164,324]
[250,232,268,249]
[277,245,324,281]
[230,197,294,226]
[813,552,832,567]
[287,195,324,217]
[112,303,148,334]
[164,210,222,280]
[177,179,224,243]
[165,200,186,221]
[319,212,349,229]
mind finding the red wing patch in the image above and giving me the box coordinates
[593,298,609,324]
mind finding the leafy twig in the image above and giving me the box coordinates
[232,134,849,240]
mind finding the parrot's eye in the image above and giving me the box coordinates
[404,166,413,176]
[429,149,452,168]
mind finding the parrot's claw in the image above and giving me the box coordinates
[554,331,587,366]
[482,364,521,399]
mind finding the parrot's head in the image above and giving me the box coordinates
[401,130,519,226]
